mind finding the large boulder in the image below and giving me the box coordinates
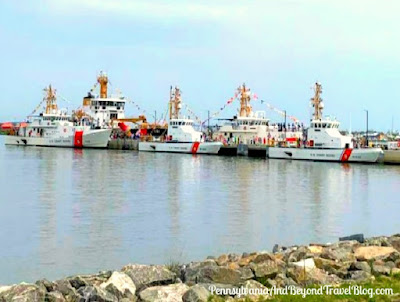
[292,258,316,272]
[46,291,66,302]
[320,242,357,262]
[139,283,189,302]
[0,283,46,302]
[286,247,314,262]
[354,246,399,261]
[249,259,284,279]
[235,280,268,300]
[77,285,118,302]
[371,262,391,276]
[182,285,210,302]
[100,271,136,300]
[350,261,371,273]
[314,257,351,278]
[364,236,391,247]
[121,264,176,291]
[185,261,250,285]
[287,266,341,286]
[388,236,400,252]
[349,271,373,282]
[52,279,80,301]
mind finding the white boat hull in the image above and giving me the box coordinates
[267,147,383,163]
[4,129,111,148]
[139,141,222,154]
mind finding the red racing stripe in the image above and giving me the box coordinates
[191,142,200,154]
[340,148,353,162]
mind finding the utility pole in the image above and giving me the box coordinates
[154,110,157,126]
[284,110,287,140]
[365,109,369,147]
[207,110,210,137]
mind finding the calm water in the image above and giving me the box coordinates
[1,136,400,284]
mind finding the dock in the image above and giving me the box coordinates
[383,150,400,164]
[108,139,138,150]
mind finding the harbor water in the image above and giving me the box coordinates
[0,136,400,285]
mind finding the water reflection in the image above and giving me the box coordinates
[1,138,400,284]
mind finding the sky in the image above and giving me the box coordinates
[1,0,399,131]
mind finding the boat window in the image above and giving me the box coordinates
[322,123,326,128]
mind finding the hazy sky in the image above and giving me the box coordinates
[1,0,399,130]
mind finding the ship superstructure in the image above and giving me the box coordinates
[215,84,303,145]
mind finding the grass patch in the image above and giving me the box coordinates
[208,274,400,302]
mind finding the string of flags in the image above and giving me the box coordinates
[126,98,146,115]
[182,103,202,124]
[261,101,301,124]
[201,91,258,125]
[29,98,46,116]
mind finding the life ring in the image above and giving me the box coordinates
[306,141,310,147]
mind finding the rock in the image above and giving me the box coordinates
[349,271,373,282]
[100,271,136,300]
[68,276,87,290]
[272,244,281,253]
[35,279,54,292]
[350,261,371,273]
[228,254,240,263]
[364,236,390,246]
[392,268,400,275]
[287,266,341,286]
[46,291,67,302]
[238,254,257,267]
[314,257,351,278]
[216,254,228,266]
[185,262,246,285]
[79,271,112,286]
[308,246,324,254]
[53,279,79,300]
[139,283,189,302]
[235,280,268,300]
[287,246,313,262]
[182,285,210,302]
[292,258,316,272]
[0,286,12,295]
[238,267,254,280]
[339,234,364,243]
[389,237,400,252]
[77,285,118,302]
[121,264,176,291]
[228,262,239,270]
[0,283,46,302]
[372,263,391,276]
[274,273,297,287]
[385,261,396,269]
[252,253,275,263]
[320,243,357,262]
[249,260,280,279]
[354,246,398,261]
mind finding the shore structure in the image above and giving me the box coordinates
[1,233,400,301]
[214,84,303,146]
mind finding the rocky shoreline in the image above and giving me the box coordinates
[1,234,400,301]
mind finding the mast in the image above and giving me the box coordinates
[44,85,58,114]
[310,82,323,120]
[169,86,182,120]
[238,83,252,117]
[97,71,108,98]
